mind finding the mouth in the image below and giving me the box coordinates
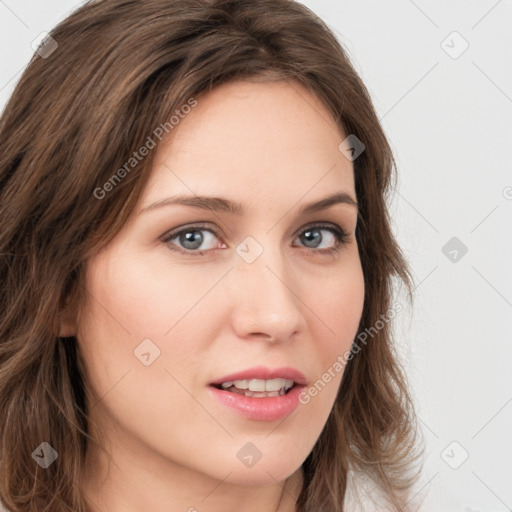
[207,369,308,422]
[209,366,307,408]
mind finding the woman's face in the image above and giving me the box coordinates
[73,79,365,500]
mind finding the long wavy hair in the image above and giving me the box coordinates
[0,0,424,510]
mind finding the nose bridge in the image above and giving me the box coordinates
[230,237,304,340]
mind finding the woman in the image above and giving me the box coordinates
[0,1,424,511]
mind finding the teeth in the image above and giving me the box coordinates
[226,387,287,398]
[246,391,281,397]
[220,378,294,392]
[235,379,250,389]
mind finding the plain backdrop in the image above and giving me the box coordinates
[1,1,511,511]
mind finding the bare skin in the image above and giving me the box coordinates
[63,79,365,512]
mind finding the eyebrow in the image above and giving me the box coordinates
[139,191,358,216]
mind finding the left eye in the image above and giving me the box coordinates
[162,223,349,256]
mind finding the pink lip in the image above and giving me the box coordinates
[208,366,308,422]
[209,366,307,386]
[208,384,306,422]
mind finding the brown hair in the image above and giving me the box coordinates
[0,0,424,510]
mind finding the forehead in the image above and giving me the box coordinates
[143,79,354,206]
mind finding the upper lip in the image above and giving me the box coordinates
[210,366,307,387]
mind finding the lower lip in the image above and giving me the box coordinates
[208,384,306,422]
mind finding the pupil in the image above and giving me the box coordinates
[181,231,203,250]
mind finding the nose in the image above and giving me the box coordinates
[229,245,306,343]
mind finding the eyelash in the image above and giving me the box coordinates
[161,222,351,257]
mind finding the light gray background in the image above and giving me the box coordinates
[1,1,511,511]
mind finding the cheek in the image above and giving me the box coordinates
[81,248,226,340]
[298,257,364,407]
[75,250,229,396]
[75,254,213,439]
[296,268,364,421]
[308,258,365,351]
